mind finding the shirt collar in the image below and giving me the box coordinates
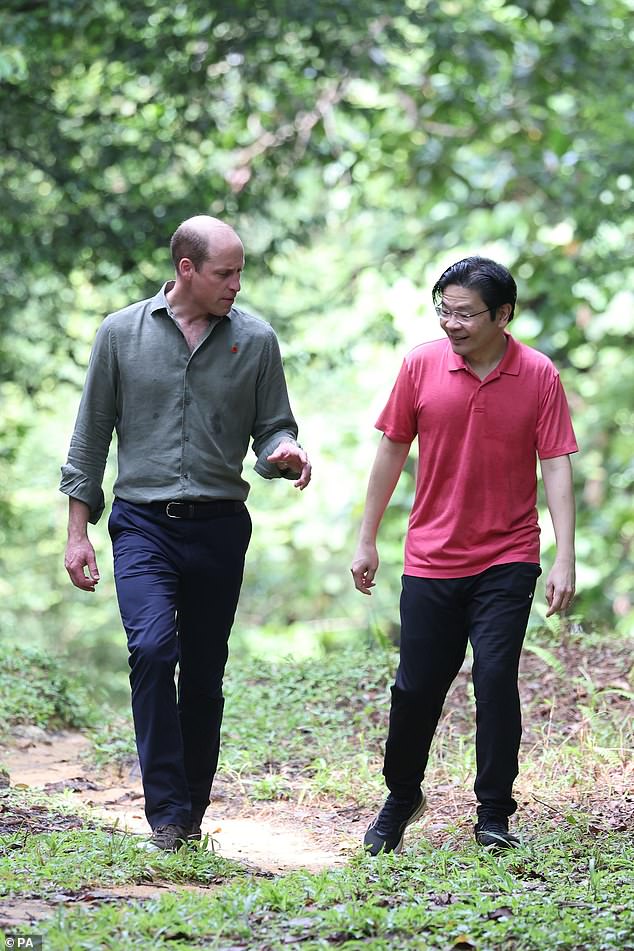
[149,282,174,316]
[149,281,234,320]
[446,332,521,376]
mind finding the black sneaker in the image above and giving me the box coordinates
[474,818,520,851]
[363,789,426,856]
[143,824,190,852]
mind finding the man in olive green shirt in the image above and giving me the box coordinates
[61,216,311,851]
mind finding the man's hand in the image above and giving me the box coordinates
[267,441,312,490]
[545,558,575,617]
[351,542,379,595]
[65,536,100,592]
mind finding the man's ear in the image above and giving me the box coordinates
[178,257,195,279]
[497,303,512,327]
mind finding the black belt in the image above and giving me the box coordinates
[152,500,244,519]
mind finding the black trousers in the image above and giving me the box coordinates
[108,499,252,830]
[384,562,540,819]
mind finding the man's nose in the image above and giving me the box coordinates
[229,273,241,292]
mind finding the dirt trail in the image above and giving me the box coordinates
[1,728,368,875]
[1,728,374,927]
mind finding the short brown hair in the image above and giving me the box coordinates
[169,224,210,271]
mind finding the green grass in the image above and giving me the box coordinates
[0,645,97,739]
[1,634,632,949]
[0,788,248,898]
[31,824,634,949]
[221,646,396,803]
[90,646,397,803]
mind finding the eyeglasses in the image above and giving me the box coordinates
[434,304,490,324]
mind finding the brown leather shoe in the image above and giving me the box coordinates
[143,824,189,852]
[188,823,202,842]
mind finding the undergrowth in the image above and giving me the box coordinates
[89,633,632,809]
[0,645,97,739]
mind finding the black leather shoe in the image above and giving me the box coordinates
[474,818,520,850]
[363,789,426,856]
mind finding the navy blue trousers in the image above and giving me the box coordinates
[108,499,251,830]
[384,562,541,820]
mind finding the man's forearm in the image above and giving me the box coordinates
[351,434,411,595]
[541,454,576,560]
[358,435,411,543]
[67,497,91,541]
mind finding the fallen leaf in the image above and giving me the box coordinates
[453,936,477,949]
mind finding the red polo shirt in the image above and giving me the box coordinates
[375,334,578,578]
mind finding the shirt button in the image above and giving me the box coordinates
[184,473,189,479]
[184,436,190,442]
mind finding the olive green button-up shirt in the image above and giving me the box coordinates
[60,284,299,523]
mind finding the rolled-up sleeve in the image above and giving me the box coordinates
[59,321,118,523]
[251,330,299,480]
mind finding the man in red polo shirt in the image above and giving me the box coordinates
[351,256,577,854]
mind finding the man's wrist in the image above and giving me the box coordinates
[358,534,378,547]
[67,531,89,543]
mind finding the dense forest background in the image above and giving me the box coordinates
[1,0,632,701]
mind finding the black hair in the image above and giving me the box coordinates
[432,256,517,321]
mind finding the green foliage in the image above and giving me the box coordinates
[0,645,96,737]
[221,648,395,780]
[0,0,632,662]
[90,716,138,767]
